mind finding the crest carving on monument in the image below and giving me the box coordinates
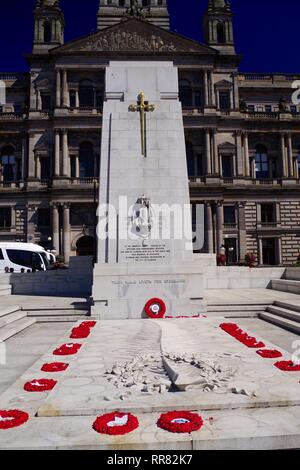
[80,31,177,52]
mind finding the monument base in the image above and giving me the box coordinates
[92,262,205,319]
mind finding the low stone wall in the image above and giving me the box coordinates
[284,267,300,281]
[0,256,93,298]
[204,267,285,290]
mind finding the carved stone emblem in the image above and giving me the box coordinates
[80,31,177,52]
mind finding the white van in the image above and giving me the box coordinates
[0,243,53,273]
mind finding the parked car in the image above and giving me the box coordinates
[0,243,55,273]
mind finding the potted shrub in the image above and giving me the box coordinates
[245,253,256,268]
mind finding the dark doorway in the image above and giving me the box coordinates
[262,238,277,266]
[76,236,95,257]
[225,238,238,265]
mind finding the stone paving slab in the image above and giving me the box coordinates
[1,407,300,450]
[0,317,299,449]
[36,319,300,417]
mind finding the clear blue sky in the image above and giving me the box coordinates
[1,0,300,73]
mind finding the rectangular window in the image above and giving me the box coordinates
[37,208,51,228]
[265,105,272,113]
[247,105,255,112]
[41,94,51,111]
[261,203,276,224]
[219,91,231,111]
[40,158,50,180]
[69,90,76,109]
[224,206,236,225]
[70,204,95,226]
[0,207,12,230]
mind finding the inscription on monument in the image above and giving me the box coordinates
[121,243,170,262]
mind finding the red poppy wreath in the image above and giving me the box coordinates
[24,379,57,393]
[80,321,97,329]
[41,362,69,373]
[93,412,139,436]
[157,411,204,434]
[256,350,283,359]
[53,343,82,356]
[275,361,300,372]
[0,410,29,430]
[70,326,91,339]
[144,298,166,319]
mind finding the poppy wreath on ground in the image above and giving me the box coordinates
[257,350,283,359]
[220,323,265,349]
[144,298,167,319]
[93,412,139,436]
[41,362,69,373]
[70,326,91,339]
[53,343,82,356]
[0,410,29,430]
[80,321,97,329]
[157,411,204,434]
[24,379,57,393]
[275,361,300,372]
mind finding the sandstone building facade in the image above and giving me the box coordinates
[0,0,300,265]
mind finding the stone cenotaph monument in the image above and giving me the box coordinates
[92,61,204,319]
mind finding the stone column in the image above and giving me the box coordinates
[62,70,69,108]
[75,90,79,109]
[205,202,214,253]
[27,205,37,243]
[281,133,288,178]
[258,238,263,266]
[62,203,71,263]
[238,202,247,262]
[36,89,42,111]
[243,133,250,177]
[213,130,219,175]
[52,203,60,254]
[54,130,60,177]
[287,133,294,177]
[277,238,283,265]
[232,74,240,109]
[21,135,27,181]
[56,70,61,107]
[76,155,80,178]
[28,134,36,179]
[62,129,69,177]
[36,156,41,180]
[205,129,212,174]
[216,201,224,253]
[210,73,216,107]
[204,70,209,107]
[236,131,244,176]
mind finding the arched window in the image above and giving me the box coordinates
[79,80,94,109]
[186,141,195,177]
[179,80,193,108]
[79,142,96,178]
[217,22,226,44]
[43,21,52,43]
[0,146,18,182]
[255,144,269,180]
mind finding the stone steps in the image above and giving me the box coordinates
[207,303,269,318]
[0,310,27,329]
[259,299,300,335]
[26,306,90,322]
[270,279,300,295]
[0,285,12,296]
[0,317,36,342]
[266,305,300,323]
[259,311,300,335]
